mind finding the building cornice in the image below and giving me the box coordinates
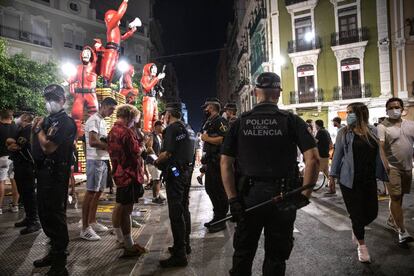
[331,41,368,60]
[286,0,318,15]
[288,48,321,67]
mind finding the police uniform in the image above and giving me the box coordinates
[224,102,238,127]
[202,99,229,231]
[32,85,77,275]
[159,102,194,267]
[221,73,316,276]
[10,120,40,234]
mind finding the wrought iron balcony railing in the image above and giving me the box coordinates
[289,89,324,104]
[331,27,369,46]
[333,84,371,100]
[0,24,52,48]
[288,36,321,53]
[235,78,250,93]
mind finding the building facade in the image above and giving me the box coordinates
[222,0,414,133]
[0,0,151,76]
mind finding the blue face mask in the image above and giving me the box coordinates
[346,113,357,126]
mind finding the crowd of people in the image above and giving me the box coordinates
[0,73,413,275]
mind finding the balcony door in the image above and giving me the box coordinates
[2,12,20,40]
[338,6,358,44]
[297,65,315,103]
[341,58,361,99]
[295,16,312,51]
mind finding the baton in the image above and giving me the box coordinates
[209,183,315,227]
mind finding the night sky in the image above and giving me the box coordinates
[154,0,234,130]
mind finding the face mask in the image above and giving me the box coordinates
[387,108,401,119]
[222,112,228,120]
[346,113,357,126]
[204,110,211,118]
[46,101,62,114]
[14,117,21,126]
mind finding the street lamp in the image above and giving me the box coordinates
[117,60,129,73]
[304,31,315,42]
[61,62,77,78]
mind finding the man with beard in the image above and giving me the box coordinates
[31,84,77,275]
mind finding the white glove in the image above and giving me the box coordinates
[129,17,142,29]
[158,73,166,79]
[61,81,69,86]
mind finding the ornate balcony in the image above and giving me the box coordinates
[288,36,321,53]
[285,0,308,6]
[0,24,52,48]
[237,46,248,64]
[333,84,371,100]
[289,89,324,104]
[331,27,369,46]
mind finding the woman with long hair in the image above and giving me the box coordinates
[329,102,386,263]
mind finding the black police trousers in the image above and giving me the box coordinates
[36,164,70,258]
[14,163,39,225]
[165,167,191,256]
[230,182,296,276]
[205,160,228,219]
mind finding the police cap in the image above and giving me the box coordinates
[255,72,282,90]
[224,102,237,111]
[43,84,65,99]
[202,97,221,109]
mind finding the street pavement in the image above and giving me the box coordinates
[0,170,413,276]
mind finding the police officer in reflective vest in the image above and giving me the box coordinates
[201,97,229,233]
[31,84,77,276]
[221,72,320,276]
[155,102,194,268]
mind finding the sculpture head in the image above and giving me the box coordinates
[105,10,120,26]
[142,63,156,78]
[150,64,157,76]
[80,46,96,65]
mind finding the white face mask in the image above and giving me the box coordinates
[46,101,62,114]
[14,117,21,126]
[387,108,402,120]
[222,112,228,120]
[82,49,92,63]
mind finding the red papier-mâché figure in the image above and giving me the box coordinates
[120,64,139,104]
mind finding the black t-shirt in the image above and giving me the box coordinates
[162,121,193,165]
[353,134,378,182]
[10,124,32,164]
[32,110,77,163]
[0,122,18,157]
[202,114,228,156]
[221,103,316,178]
[315,128,332,158]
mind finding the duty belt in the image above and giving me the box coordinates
[105,42,121,52]
[74,88,95,94]
[36,159,69,169]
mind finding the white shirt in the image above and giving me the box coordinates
[85,113,109,160]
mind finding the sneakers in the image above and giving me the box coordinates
[357,244,371,263]
[15,219,28,228]
[33,254,52,268]
[386,216,399,233]
[398,230,414,244]
[196,175,203,185]
[121,244,147,258]
[80,226,101,241]
[152,196,166,204]
[159,255,188,268]
[91,222,108,232]
[11,205,19,213]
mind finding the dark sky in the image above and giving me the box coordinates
[154,0,234,130]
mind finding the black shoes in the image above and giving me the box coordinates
[160,255,188,268]
[20,223,41,235]
[46,267,68,276]
[14,219,27,228]
[204,218,218,228]
[168,245,192,255]
[208,222,226,233]
[33,254,52,268]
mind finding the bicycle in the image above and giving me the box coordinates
[298,162,328,191]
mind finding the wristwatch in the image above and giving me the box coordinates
[33,126,42,135]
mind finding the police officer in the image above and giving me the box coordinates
[7,112,41,235]
[31,84,77,276]
[223,102,238,127]
[155,102,194,268]
[201,97,229,233]
[221,72,320,276]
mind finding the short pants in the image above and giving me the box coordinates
[86,159,108,192]
[116,182,144,205]
[386,167,412,196]
[0,156,14,181]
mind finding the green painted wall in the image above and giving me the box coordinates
[361,0,381,97]
[296,108,329,126]
[314,0,337,101]
[277,0,381,103]
[278,0,294,105]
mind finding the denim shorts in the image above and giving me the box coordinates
[0,156,14,181]
[86,160,108,192]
